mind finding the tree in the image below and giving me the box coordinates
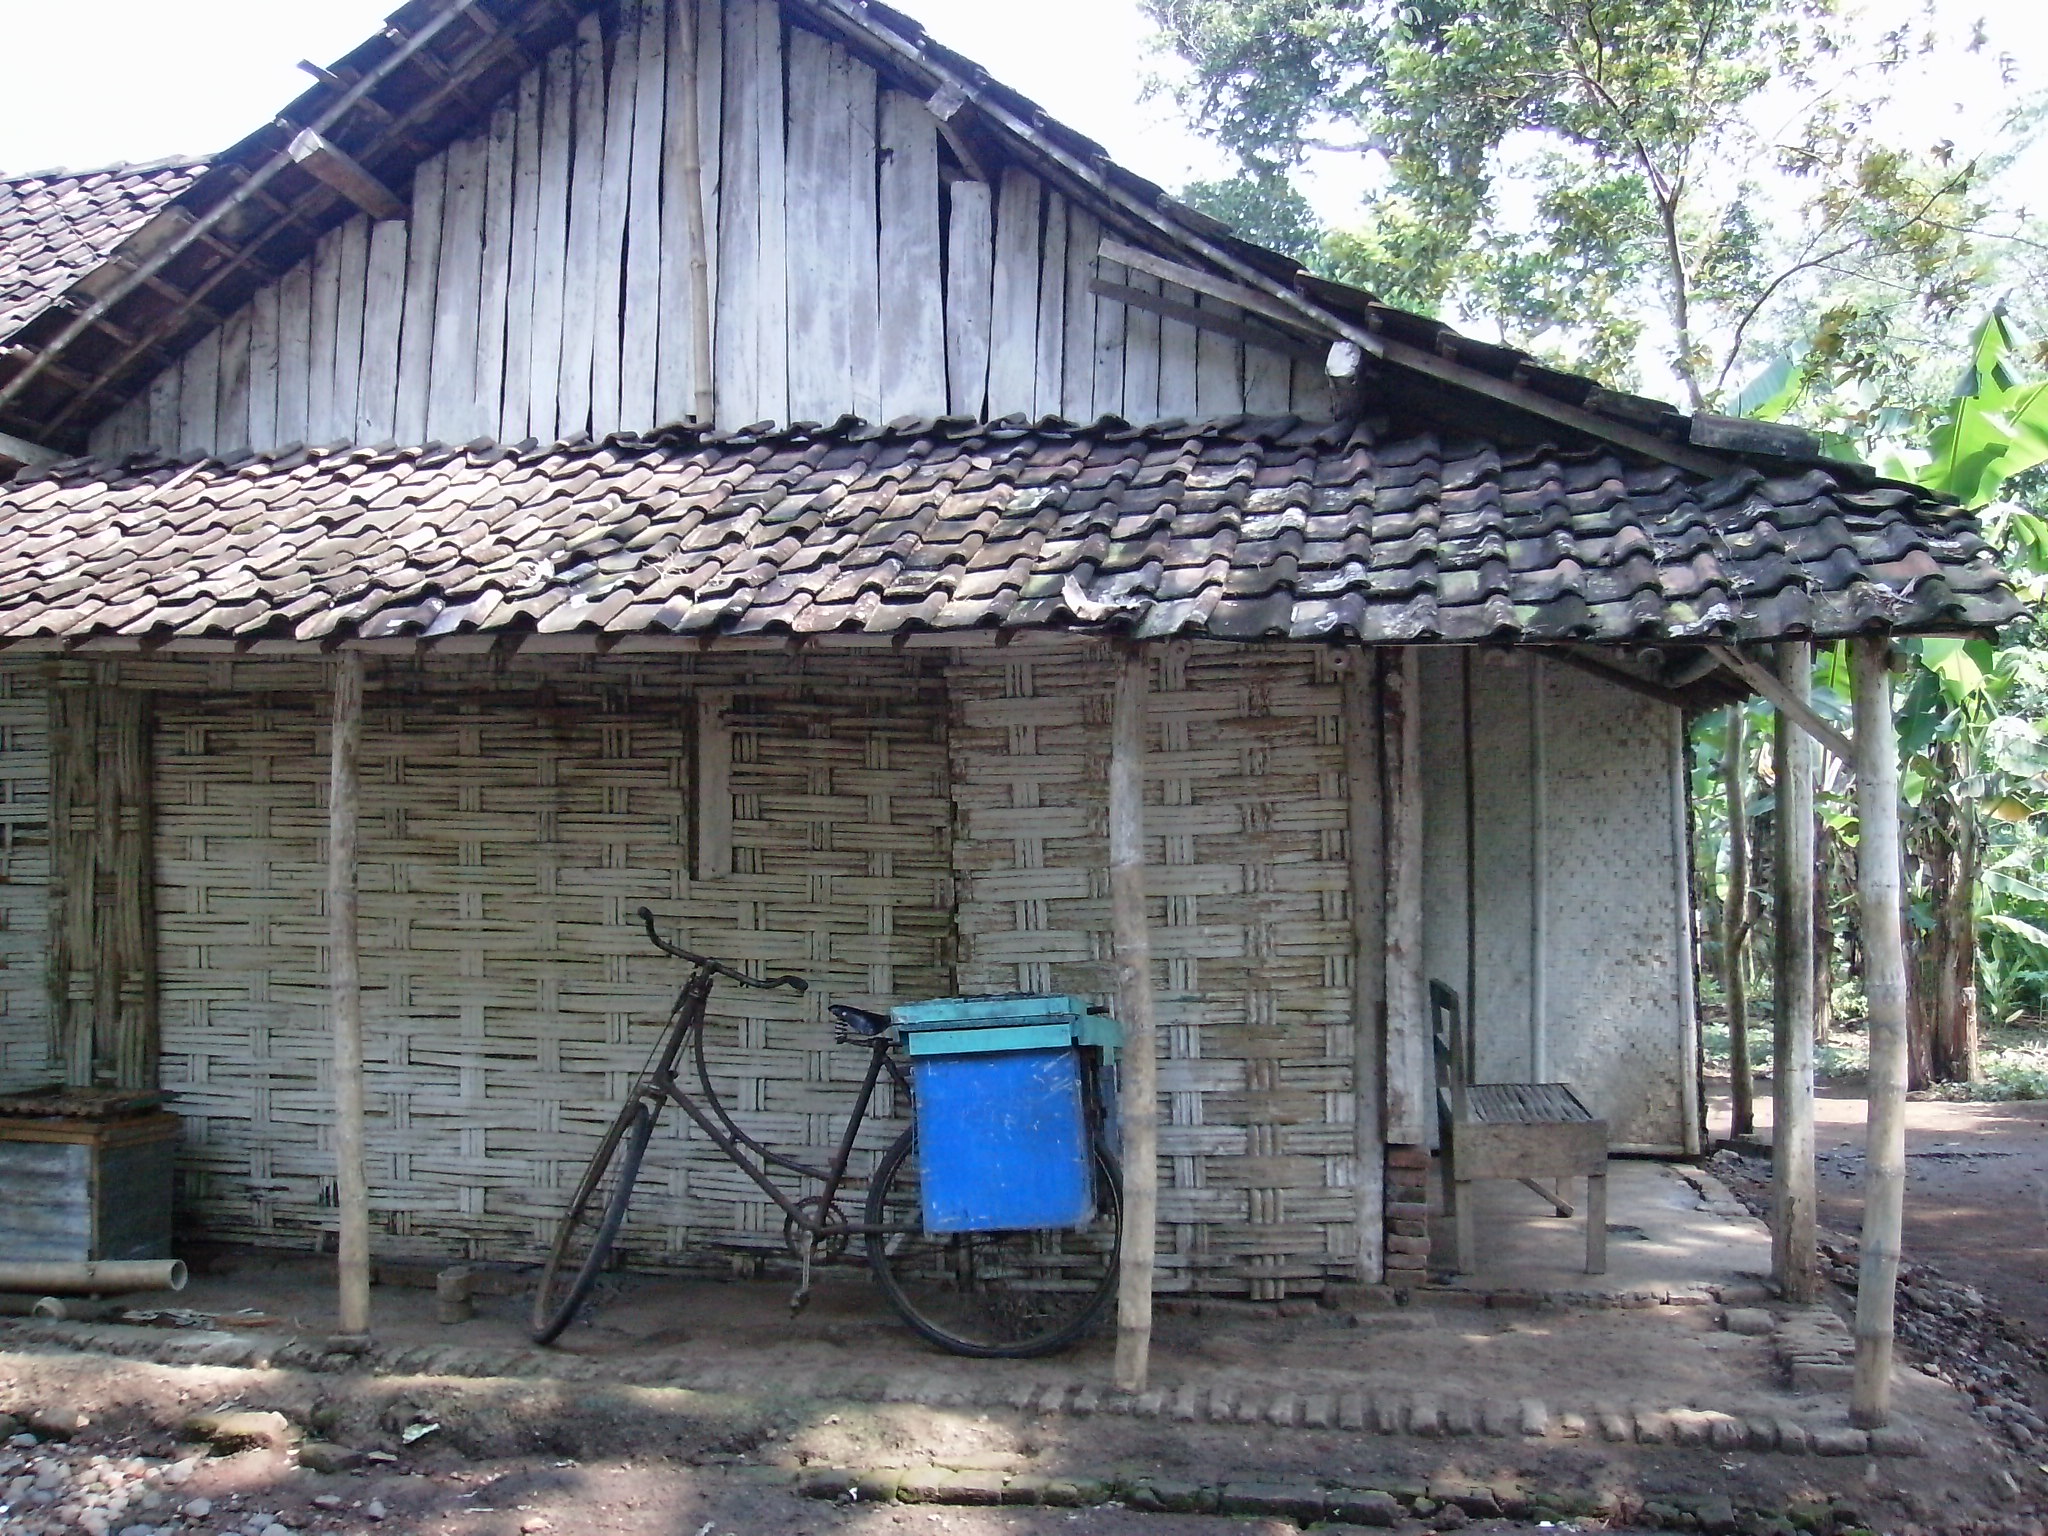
[1145,0,2008,410]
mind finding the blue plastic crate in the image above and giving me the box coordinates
[909,1045,1094,1233]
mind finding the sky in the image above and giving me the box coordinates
[0,0,1235,193]
[0,0,2039,280]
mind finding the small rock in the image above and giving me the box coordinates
[184,1410,297,1452]
[1430,1503,1471,1531]
[520,1520,550,1534]
[181,1498,214,1519]
[118,1525,157,1536]
[296,1442,360,1475]
[364,1499,388,1521]
[261,1524,292,1536]
[26,1407,83,1439]
[7,1432,35,1448]
[312,1495,344,1510]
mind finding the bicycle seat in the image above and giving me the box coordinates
[830,1004,891,1041]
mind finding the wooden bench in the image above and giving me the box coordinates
[1431,980,1608,1275]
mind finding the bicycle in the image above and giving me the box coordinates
[530,907,1124,1358]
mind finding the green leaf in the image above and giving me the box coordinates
[1984,911,2048,955]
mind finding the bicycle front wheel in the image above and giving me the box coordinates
[864,1128,1122,1358]
[531,1097,656,1345]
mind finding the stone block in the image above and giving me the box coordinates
[1519,1398,1550,1437]
[1810,1427,1870,1457]
[1302,1394,1333,1430]
[1387,1146,1430,1170]
[1774,1419,1811,1454]
[297,1442,361,1474]
[1388,1234,1430,1255]
[1338,1392,1366,1431]
[941,1470,1008,1505]
[1138,1479,1212,1513]
[1171,1385,1202,1423]
[796,1469,860,1500]
[1408,1394,1443,1437]
[1220,1483,1327,1521]
[1430,1481,1500,1517]
[1724,1308,1776,1335]
[1790,1362,1856,1393]
[1327,1490,1402,1527]
[1266,1393,1299,1427]
[184,1410,297,1451]
[1442,1399,1476,1436]
[1866,1424,1925,1457]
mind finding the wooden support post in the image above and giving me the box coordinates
[1343,653,1386,1283]
[1109,645,1158,1393]
[329,653,371,1339]
[1383,648,1426,1148]
[1723,707,1754,1139]
[1773,641,1820,1302]
[1851,637,1909,1426]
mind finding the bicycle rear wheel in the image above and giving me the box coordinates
[531,1097,656,1345]
[864,1128,1122,1358]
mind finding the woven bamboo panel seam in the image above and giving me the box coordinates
[949,640,1355,1299]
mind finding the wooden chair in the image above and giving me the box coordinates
[1430,980,1608,1275]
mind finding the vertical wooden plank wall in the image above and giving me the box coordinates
[44,664,158,1092]
[88,0,1331,464]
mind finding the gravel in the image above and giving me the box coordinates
[1712,1146,2048,1452]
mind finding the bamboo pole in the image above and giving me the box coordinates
[1773,641,1819,1302]
[1851,637,1909,1426]
[1109,645,1158,1392]
[329,652,371,1339]
[1723,707,1755,1139]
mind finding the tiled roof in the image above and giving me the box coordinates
[0,159,209,340]
[0,416,2019,649]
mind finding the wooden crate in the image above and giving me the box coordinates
[0,1112,179,1262]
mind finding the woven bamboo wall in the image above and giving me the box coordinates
[0,665,50,1093]
[950,641,1356,1300]
[1418,650,1688,1152]
[127,652,949,1261]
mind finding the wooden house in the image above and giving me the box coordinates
[0,0,2017,1320]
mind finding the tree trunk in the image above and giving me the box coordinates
[1921,742,1980,1084]
[1723,708,1754,1139]
[1814,815,1838,1046]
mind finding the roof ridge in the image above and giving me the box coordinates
[0,153,213,186]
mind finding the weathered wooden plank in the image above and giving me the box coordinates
[876,88,945,421]
[751,0,788,425]
[394,152,446,445]
[589,0,642,437]
[558,10,609,438]
[784,26,843,424]
[620,0,666,431]
[501,70,542,442]
[987,166,1041,419]
[1156,280,1199,420]
[178,330,220,458]
[475,104,518,442]
[695,690,732,879]
[306,227,342,443]
[1061,205,1098,422]
[1121,269,1162,424]
[1090,253,1126,421]
[246,284,280,452]
[715,0,778,425]
[528,43,575,440]
[275,259,314,447]
[145,365,179,451]
[215,306,253,459]
[1195,294,1242,418]
[1773,640,1819,1303]
[1033,192,1068,419]
[844,49,882,425]
[1288,356,1334,420]
[944,178,993,419]
[657,0,716,424]
[356,219,407,445]
[428,134,487,443]
[331,215,370,442]
[1345,655,1386,1283]
[1244,337,1291,414]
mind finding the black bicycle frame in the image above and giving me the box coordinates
[636,968,916,1241]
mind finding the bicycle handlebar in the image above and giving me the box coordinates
[636,908,810,992]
